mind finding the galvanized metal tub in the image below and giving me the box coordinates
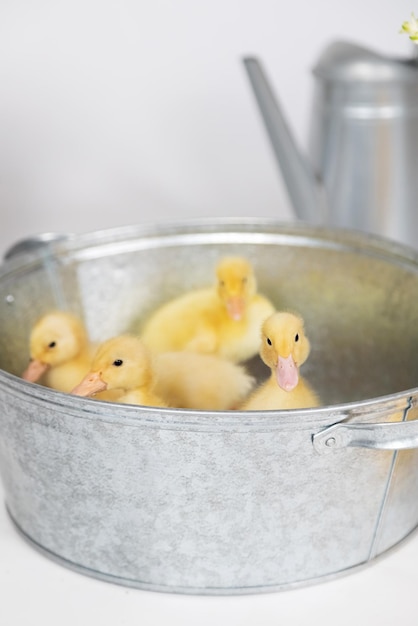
[0,218,418,595]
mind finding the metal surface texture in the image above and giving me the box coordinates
[309,42,418,247]
[0,218,418,594]
[244,42,418,248]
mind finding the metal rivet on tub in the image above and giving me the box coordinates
[5,294,15,305]
[325,437,336,447]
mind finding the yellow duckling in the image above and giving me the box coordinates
[154,351,255,410]
[140,256,275,363]
[22,310,94,393]
[71,335,168,407]
[21,310,120,400]
[71,335,255,410]
[240,311,320,411]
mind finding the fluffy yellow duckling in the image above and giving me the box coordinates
[21,310,120,400]
[140,256,275,363]
[22,311,94,393]
[154,351,255,410]
[71,335,168,407]
[240,311,320,411]
[71,335,255,410]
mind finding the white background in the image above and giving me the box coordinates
[0,1,416,258]
[1,2,418,624]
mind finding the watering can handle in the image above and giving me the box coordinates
[3,233,71,261]
[313,417,418,455]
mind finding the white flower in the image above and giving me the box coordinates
[400,12,418,43]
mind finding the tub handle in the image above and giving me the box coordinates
[313,418,418,455]
[3,233,71,261]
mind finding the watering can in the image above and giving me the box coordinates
[243,41,418,247]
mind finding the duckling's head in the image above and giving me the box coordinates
[260,312,311,392]
[72,335,154,397]
[22,311,87,382]
[215,256,257,321]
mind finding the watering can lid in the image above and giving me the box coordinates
[312,40,418,83]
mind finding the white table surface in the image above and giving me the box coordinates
[1,481,418,626]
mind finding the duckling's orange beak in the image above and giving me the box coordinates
[22,359,50,382]
[71,371,107,397]
[226,296,246,321]
[276,354,299,392]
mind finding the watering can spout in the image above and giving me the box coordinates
[243,56,326,224]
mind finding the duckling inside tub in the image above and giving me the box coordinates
[140,255,275,363]
[240,311,320,411]
[22,310,95,393]
[71,334,256,410]
[71,335,169,407]
[154,350,255,410]
[21,310,120,400]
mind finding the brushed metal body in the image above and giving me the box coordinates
[309,42,418,247]
[244,42,418,247]
[0,219,418,594]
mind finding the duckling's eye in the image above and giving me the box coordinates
[295,334,299,342]
[113,359,123,367]
[219,280,225,287]
[48,341,56,349]
[266,337,272,346]
[242,277,247,284]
